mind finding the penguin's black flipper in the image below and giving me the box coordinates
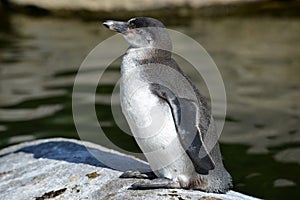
[150,83,215,174]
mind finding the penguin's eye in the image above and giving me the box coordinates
[129,21,136,29]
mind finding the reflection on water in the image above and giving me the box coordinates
[0,13,299,199]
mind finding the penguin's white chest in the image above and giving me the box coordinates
[120,75,175,147]
[120,68,195,179]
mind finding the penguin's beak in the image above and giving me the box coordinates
[103,20,129,33]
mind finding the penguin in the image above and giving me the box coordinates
[103,17,232,193]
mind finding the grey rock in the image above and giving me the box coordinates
[0,138,260,200]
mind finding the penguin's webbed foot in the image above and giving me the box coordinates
[130,178,181,190]
[120,170,156,179]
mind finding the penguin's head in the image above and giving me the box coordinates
[103,17,172,50]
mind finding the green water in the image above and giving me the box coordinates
[0,11,299,199]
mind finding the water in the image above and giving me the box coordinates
[0,12,299,199]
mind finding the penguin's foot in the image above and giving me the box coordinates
[130,178,181,190]
[120,170,156,179]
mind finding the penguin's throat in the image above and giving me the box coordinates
[127,47,171,61]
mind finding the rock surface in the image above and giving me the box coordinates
[0,138,260,200]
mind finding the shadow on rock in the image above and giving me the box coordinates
[14,141,149,172]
